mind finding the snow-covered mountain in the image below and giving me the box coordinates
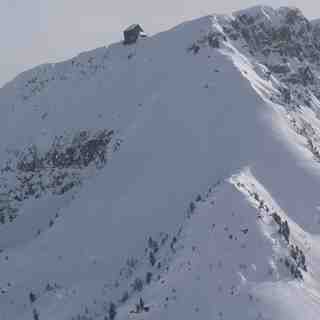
[2,5,320,320]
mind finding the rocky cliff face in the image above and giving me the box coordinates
[216,7,320,91]
[213,6,320,168]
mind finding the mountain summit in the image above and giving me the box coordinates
[1,5,320,320]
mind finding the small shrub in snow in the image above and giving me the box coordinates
[29,291,37,304]
[188,201,196,217]
[126,257,138,269]
[146,272,153,284]
[33,309,40,320]
[187,43,200,54]
[148,237,159,253]
[108,302,117,320]
[132,278,143,292]
[149,252,156,266]
[120,291,129,303]
[170,236,177,252]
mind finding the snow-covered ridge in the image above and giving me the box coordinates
[0,46,111,102]
[2,5,320,320]
[0,6,315,104]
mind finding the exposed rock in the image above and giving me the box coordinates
[0,129,114,224]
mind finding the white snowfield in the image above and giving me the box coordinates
[2,5,320,320]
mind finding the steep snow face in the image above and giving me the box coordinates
[2,6,320,320]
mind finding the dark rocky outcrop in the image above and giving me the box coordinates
[0,129,114,224]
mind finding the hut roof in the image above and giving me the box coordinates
[124,24,143,32]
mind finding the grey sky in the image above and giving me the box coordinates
[1,0,318,87]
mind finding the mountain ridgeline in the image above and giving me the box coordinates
[1,5,320,320]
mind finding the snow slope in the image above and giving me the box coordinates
[1,5,320,320]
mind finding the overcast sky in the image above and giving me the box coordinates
[1,0,318,87]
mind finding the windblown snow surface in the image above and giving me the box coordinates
[2,5,320,320]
